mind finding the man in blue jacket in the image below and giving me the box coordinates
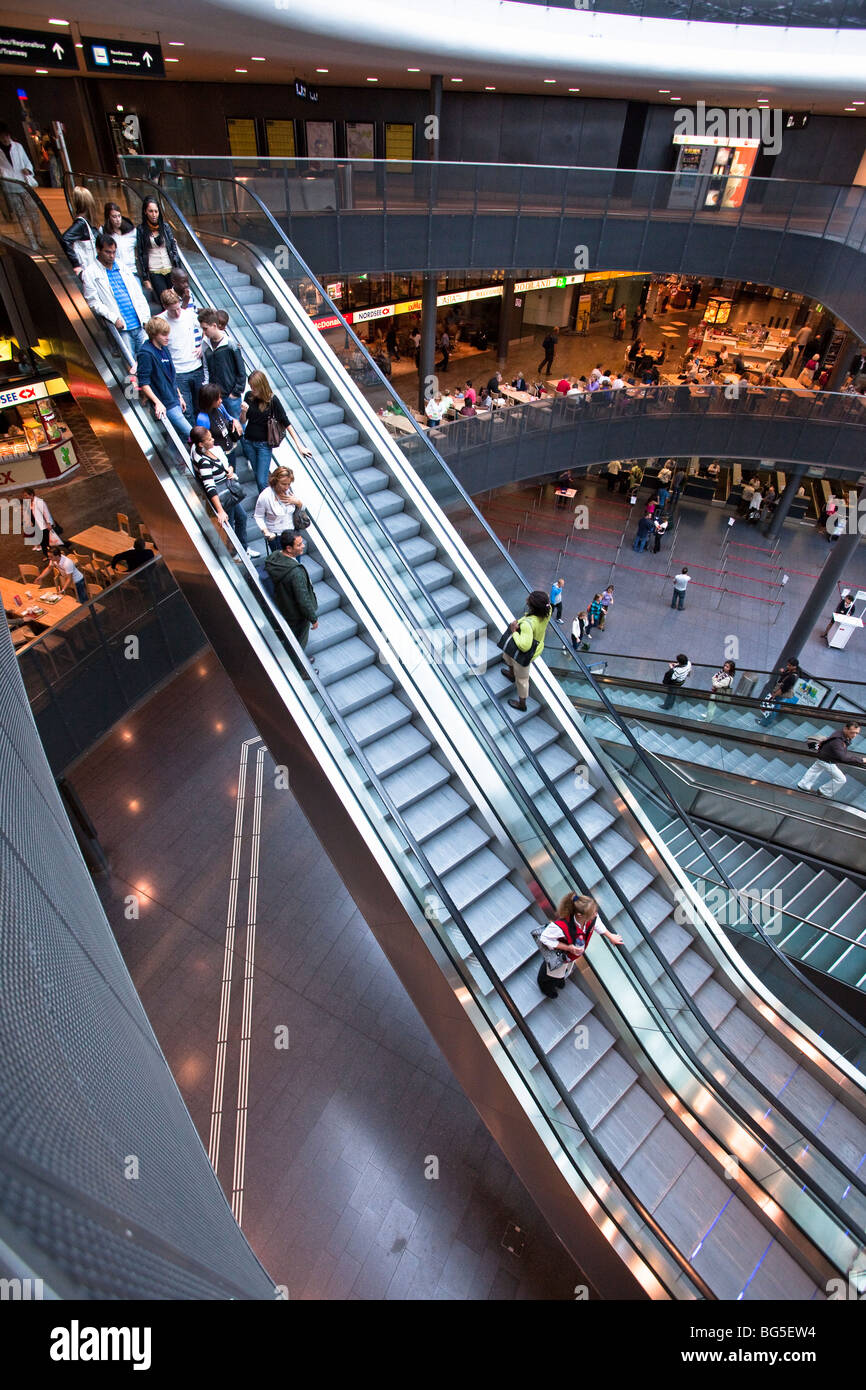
[136,317,188,438]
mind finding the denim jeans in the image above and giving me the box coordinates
[223,394,243,422]
[176,367,204,423]
[119,325,147,361]
[671,587,686,609]
[162,403,190,441]
[657,488,669,510]
[221,493,249,549]
[241,438,274,493]
[633,534,650,552]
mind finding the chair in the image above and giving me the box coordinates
[18,564,40,583]
[117,512,131,534]
[85,582,102,600]
[139,525,154,544]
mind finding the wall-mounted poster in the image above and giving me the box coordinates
[384,122,413,171]
[305,120,335,161]
[226,117,258,160]
[266,119,296,159]
[345,121,375,159]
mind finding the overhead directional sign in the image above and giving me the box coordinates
[0,25,78,69]
[82,36,164,77]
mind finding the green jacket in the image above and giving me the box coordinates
[265,552,318,626]
[512,611,550,662]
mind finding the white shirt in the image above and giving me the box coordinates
[81,258,150,332]
[24,495,53,548]
[425,399,444,421]
[669,660,692,684]
[673,572,690,592]
[611,377,625,390]
[57,553,83,584]
[254,484,296,538]
[164,305,202,374]
[0,139,36,186]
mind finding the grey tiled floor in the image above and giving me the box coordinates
[71,653,589,1300]
[483,477,866,692]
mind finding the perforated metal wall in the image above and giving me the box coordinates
[0,615,274,1299]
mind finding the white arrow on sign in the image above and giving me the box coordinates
[52,42,64,59]
[142,51,152,66]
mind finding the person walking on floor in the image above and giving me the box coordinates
[759,657,800,726]
[265,531,319,674]
[22,488,62,555]
[587,592,604,631]
[599,584,614,629]
[437,328,450,372]
[606,458,622,492]
[499,589,552,712]
[662,653,692,710]
[797,723,866,800]
[670,566,690,609]
[571,610,590,651]
[537,328,559,375]
[656,461,672,510]
[550,576,565,621]
[535,892,622,999]
[699,659,736,720]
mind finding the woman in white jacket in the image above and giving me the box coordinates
[0,122,40,248]
[254,466,305,551]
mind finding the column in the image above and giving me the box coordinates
[766,485,863,679]
[418,75,442,414]
[497,275,516,371]
[765,462,807,539]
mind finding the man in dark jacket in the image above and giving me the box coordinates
[265,531,318,672]
[198,308,246,420]
[759,656,799,725]
[797,723,865,799]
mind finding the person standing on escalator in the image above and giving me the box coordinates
[535,892,622,999]
[499,589,551,713]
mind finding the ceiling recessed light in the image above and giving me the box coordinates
[366,76,378,82]
[251,56,265,61]
[165,57,179,62]
[407,68,420,73]
[485,86,495,91]
[543,78,556,84]
[450,77,463,82]
[852,100,864,105]
[669,96,682,101]
[235,68,248,73]
[845,106,857,111]
[48,18,68,24]
[658,89,670,94]
[316,68,328,73]
[74,41,83,48]
[35,68,48,73]
[568,87,580,92]
[169,41,184,46]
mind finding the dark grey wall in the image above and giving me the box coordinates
[2,74,864,185]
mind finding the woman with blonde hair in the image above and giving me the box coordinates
[241,367,312,492]
[254,464,306,551]
[61,186,98,273]
[535,891,623,999]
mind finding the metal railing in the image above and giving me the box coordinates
[517,0,866,23]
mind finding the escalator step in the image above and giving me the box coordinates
[337,444,375,471]
[352,467,390,495]
[306,608,358,655]
[462,880,531,943]
[315,635,375,685]
[399,535,437,566]
[381,752,450,810]
[366,724,431,778]
[415,560,453,592]
[594,1084,663,1169]
[441,848,511,912]
[345,693,412,747]
[571,1046,638,1129]
[692,977,736,1030]
[424,817,489,877]
[402,784,470,843]
[690,1192,780,1301]
[327,663,393,717]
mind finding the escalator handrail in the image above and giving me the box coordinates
[35,187,721,1298]
[195,168,866,1067]
[71,171,866,1225]
[119,177,866,1227]
[55,176,866,1264]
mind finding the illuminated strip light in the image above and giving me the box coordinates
[514,274,584,293]
[316,281,506,329]
[672,133,760,147]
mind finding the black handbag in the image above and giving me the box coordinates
[223,477,245,502]
[266,398,284,449]
[496,618,537,668]
[292,507,312,531]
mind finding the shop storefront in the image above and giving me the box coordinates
[0,378,78,490]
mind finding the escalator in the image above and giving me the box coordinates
[19,172,866,1298]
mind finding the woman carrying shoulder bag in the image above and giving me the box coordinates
[700,659,736,721]
[254,465,307,552]
[498,589,552,713]
[533,892,623,999]
[241,369,312,493]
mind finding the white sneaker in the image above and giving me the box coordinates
[246,547,261,559]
